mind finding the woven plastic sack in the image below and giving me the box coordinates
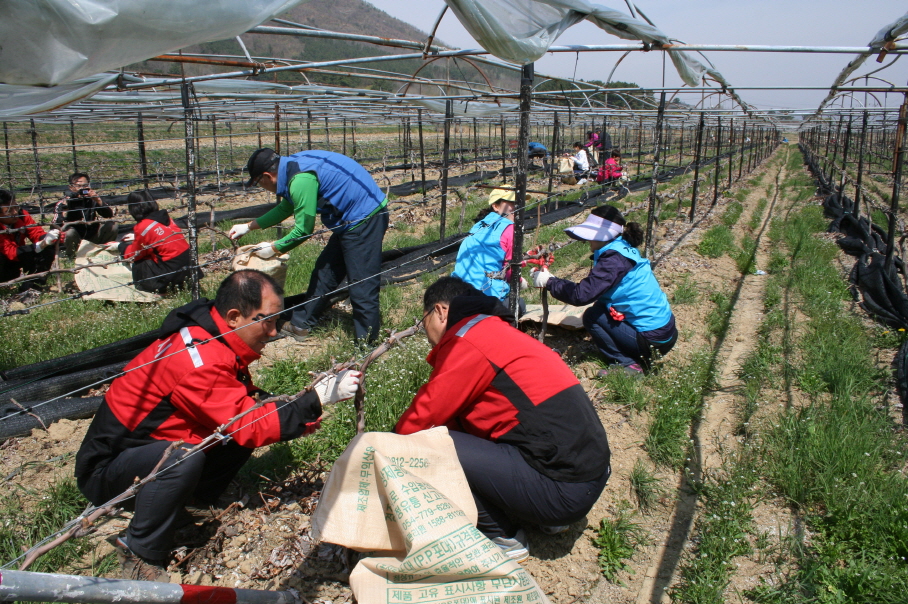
[232,244,290,288]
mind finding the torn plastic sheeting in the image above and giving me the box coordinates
[812,10,908,119]
[444,0,710,87]
[0,0,303,86]
[408,98,519,117]
[0,74,118,118]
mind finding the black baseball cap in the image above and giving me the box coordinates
[245,148,281,187]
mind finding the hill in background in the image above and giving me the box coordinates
[130,0,518,94]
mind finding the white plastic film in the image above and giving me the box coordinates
[0,0,303,87]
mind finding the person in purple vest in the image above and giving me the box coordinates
[230,149,389,343]
[530,205,677,378]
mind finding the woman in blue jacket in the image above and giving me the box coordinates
[452,188,518,301]
[531,205,677,377]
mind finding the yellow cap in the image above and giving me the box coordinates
[488,188,516,206]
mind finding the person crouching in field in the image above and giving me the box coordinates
[532,205,677,378]
[111,190,199,294]
[0,189,59,292]
[75,270,362,581]
[394,276,611,562]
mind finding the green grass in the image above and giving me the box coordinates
[721,201,745,227]
[645,349,715,468]
[0,477,96,573]
[673,451,758,604]
[706,290,733,340]
[734,235,759,275]
[745,157,908,602]
[748,198,768,231]
[671,275,699,305]
[697,225,736,258]
[629,459,664,512]
[592,502,647,584]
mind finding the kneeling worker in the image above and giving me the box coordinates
[395,276,611,562]
[230,148,389,343]
[75,270,361,581]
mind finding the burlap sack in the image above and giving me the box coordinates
[556,156,574,175]
[519,303,592,330]
[311,428,551,604]
[231,244,290,288]
[74,241,159,303]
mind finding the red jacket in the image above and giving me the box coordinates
[0,210,47,263]
[76,299,321,479]
[395,296,610,482]
[123,209,189,264]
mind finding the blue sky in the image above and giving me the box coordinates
[365,1,908,112]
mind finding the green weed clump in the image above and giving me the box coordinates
[749,194,908,602]
[748,198,768,231]
[592,502,647,584]
[721,201,744,227]
[629,459,664,512]
[0,478,107,574]
[671,275,699,305]
[645,350,714,468]
[697,226,736,258]
[673,454,757,604]
[734,236,759,275]
[706,291,733,339]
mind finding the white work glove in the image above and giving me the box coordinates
[34,229,60,253]
[104,241,122,253]
[228,223,251,240]
[532,268,552,289]
[314,370,362,405]
[520,276,529,291]
[122,233,135,243]
[252,243,277,259]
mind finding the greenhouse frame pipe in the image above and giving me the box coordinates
[137,113,149,189]
[727,118,735,189]
[69,120,78,173]
[3,123,11,187]
[854,111,869,217]
[439,99,452,240]
[548,111,559,195]
[886,97,907,273]
[508,63,533,321]
[273,104,280,155]
[737,120,746,181]
[500,116,507,183]
[306,109,312,150]
[418,109,426,203]
[690,113,705,221]
[0,569,299,604]
[180,83,200,300]
[839,116,853,191]
[712,117,722,207]
[29,119,43,206]
[645,91,667,259]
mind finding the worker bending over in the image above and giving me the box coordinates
[395,276,611,562]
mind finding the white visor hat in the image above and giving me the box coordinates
[564,213,624,242]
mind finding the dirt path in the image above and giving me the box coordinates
[2,146,796,604]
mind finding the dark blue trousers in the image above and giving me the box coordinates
[449,430,610,539]
[291,209,389,343]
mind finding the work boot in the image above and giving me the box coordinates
[110,536,170,582]
[280,323,309,342]
[491,529,529,563]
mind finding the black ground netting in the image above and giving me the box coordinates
[0,396,103,441]
[802,143,908,423]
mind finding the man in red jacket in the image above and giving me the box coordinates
[76,270,360,581]
[0,189,59,291]
[395,277,611,562]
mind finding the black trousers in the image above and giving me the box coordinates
[290,209,389,343]
[78,440,251,560]
[0,247,55,291]
[449,430,610,539]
